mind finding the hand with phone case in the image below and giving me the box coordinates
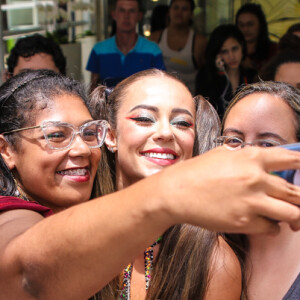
[273,143,300,185]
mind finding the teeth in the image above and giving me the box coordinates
[57,168,87,176]
[143,152,175,160]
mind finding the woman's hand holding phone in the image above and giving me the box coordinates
[215,55,225,72]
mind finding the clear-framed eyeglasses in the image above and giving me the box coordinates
[2,120,108,150]
[214,136,281,149]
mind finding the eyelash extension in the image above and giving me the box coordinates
[126,116,193,128]
[174,121,194,128]
[126,116,155,123]
[170,117,194,126]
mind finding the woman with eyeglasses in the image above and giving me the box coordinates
[219,81,300,300]
[1,70,300,299]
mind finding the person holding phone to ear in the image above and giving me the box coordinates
[196,24,256,119]
[215,55,225,72]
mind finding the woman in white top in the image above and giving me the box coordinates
[150,0,206,95]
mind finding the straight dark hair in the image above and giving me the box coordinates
[236,3,271,60]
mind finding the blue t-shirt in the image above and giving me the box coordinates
[86,35,166,87]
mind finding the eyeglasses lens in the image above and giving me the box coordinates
[44,125,73,149]
[82,123,104,146]
[44,122,106,149]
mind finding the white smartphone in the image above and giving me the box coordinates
[215,55,225,72]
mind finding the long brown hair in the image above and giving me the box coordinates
[88,69,223,299]
[222,81,300,300]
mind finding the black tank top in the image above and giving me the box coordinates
[283,273,300,300]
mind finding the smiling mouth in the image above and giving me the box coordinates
[142,152,177,160]
[57,168,88,176]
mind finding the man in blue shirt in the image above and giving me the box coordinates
[86,0,165,90]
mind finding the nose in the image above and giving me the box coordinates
[68,133,91,156]
[152,120,174,142]
[228,50,235,60]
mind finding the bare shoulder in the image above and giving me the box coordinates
[204,236,242,300]
[0,208,44,259]
[149,30,163,43]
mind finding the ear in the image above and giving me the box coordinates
[2,69,12,82]
[105,126,117,153]
[0,135,16,170]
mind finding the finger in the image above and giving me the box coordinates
[257,147,300,172]
[232,215,280,235]
[264,172,300,206]
[253,195,300,226]
[290,219,300,231]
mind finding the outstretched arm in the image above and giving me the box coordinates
[1,146,300,299]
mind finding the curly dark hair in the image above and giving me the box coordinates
[6,34,66,75]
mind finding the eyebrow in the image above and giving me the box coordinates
[19,68,33,74]
[223,128,288,143]
[223,128,243,136]
[256,132,288,143]
[129,105,194,117]
[43,119,94,126]
[129,104,158,113]
[172,108,194,117]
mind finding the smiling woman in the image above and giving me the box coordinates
[106,70,196,188]
[89,69,246,300]
[0,72,104,209]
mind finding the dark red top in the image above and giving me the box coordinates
[0,196,53,217]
